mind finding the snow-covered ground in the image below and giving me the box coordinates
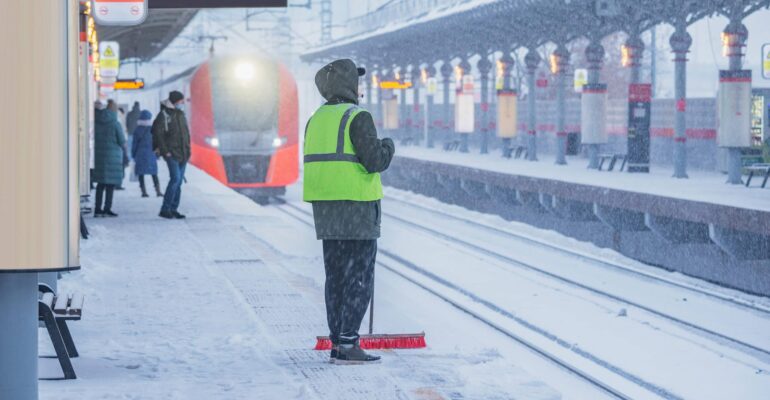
[40,166,770,399]
[396,146,770,213]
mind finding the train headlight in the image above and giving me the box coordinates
[205,137,220,148]
[272,136,287,148]
[234,62,255,82]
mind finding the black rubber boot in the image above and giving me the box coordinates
[334,343,380,365]
[154,183,164,197]
[329,344,339,363]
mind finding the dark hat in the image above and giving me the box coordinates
[357,67,366,77]
[169,90,184,104]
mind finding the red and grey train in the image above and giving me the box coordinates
[142,55,299,198]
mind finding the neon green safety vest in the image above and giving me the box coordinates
[303,103,383,202]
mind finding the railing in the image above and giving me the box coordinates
[347,0,459,37]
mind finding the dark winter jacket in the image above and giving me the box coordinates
[131,110,158,176]
[126,103,140,137]
[93,108,126,185]
[152,100,191,163]
[308,59,396,240]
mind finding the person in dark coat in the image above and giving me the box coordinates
[131,110,163,198]
[304,59,395,363]
[126,101,141,138]
[152,90,191,219]
[93,101,127,217]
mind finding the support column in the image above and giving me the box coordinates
[1,1,79,398]
[585,40,605,169]
[670,21,691,178]
[478,55,492,154]
[376,68,385,130]
[0,274,38,400]
[458,58,472,153]
[552,44,570,165]
[498,52,515,155]
[365,65,373,108]
[723,17,749,184]
[525,47,541,161]
[399,65,408,141]
[425,65,437,148]
[412,64,421,145]
[440,61,453,146]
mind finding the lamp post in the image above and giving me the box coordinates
[670,21,691,178]
[478,55,492,154]
[722,18,749,185]
[457,57,472,153]
[425,64,437,148]
[524,47,541,161]
[440,60,453,145]
[551,44,570,165]
[584,40,606,169]
[498,52,515,155]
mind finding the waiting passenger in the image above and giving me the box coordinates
[152,91,191,220]
[131,110,163,198]
[93,100,127,217]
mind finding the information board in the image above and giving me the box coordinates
[717,70,752,148]
[580,84,608,144]
[626,84,651,173]
[496,90,518,138]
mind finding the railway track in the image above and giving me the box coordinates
[276,202,683,400]
[385,194,770,315]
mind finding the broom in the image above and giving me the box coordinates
[314,268,426,350]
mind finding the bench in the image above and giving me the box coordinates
[443,140,461,151]
[502,145,527,159]
[745,163,770,188]
[39,283,84,380]
[598,153,627,172]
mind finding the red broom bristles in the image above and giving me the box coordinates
[314,333,427,350]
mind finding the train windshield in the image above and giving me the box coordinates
[209,58,279,155]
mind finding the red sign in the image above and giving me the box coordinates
[676,98,686,112]
[629,83,651,102]
[536,78,549,88]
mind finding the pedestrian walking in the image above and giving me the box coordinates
[303,59,395,364]
[131,110,163,198]
[152,90,191,219]
[93,100,127,217]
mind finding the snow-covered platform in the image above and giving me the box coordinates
[397,146,770,215]
[39,167,564,400]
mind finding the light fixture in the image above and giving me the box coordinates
[205,137,220,148]
[272,136,286,148]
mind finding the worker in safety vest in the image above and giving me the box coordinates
[304,59,395,364]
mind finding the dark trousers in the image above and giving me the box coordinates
[162,158,186,212]
[139,174,160,192]
[94,183,115,212]
[322,239,377,345]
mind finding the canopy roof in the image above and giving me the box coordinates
[98,9,198,62]
[301,0,769,68]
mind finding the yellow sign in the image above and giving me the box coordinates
[763,43,770,80]
[380,81,412,90]
[99,41,120,78]
[574,68,588,92]
[115,79,145,90]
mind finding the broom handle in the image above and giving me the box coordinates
[368,269,375,335]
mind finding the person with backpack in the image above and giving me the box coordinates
[152,91,191,219]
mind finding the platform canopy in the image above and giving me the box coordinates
[301,0,770,67]
[98,8,198,61]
